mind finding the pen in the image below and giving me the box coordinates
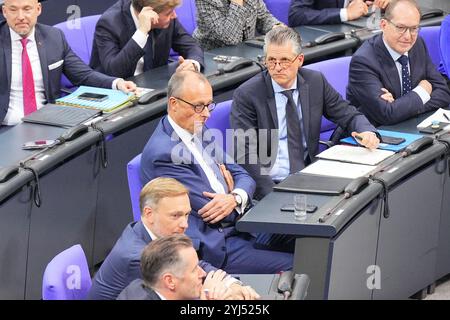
[354,134,363,141]
[443,113,450,122]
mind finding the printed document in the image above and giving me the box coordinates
[317,145,395,166]
[301,160,377,179]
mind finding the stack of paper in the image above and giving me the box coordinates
[416,108,450,129]
[301,160,377,179]
[317,144,395,166]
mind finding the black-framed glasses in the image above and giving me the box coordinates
[385,19,420,35]
[264,55,300,70]
[174,97,216,113]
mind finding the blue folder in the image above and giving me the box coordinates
[340,130,423,152]
[55,86,135,113]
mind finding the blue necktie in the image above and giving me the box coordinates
[281,89,305,174]
[398,55,412,96]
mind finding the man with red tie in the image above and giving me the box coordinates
[0,0,137,125]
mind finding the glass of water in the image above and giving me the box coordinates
[294,194,307,220]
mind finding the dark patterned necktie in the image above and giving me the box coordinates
[143,35,153,71]
[398,55,412,95]
[281,89,305,174]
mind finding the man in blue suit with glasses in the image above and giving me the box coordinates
[140,70,294,274]
[347,0,450,127]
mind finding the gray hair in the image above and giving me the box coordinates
[263,27,303,56]
[167,70,209,99]
[384,0,421,21]
[140,234,193,288]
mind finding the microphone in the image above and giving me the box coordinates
[277,271,294,300]
[401,136,434,158]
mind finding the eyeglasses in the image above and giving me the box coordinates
[385,19,420,35]
[174,97,216,113]
[264,55,300,70]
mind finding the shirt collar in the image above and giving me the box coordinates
[167,114,198,144]
[382,37,409,62]
[10,26,36,43]
[130,3,140,30]
[153,289,167,300]
[271,77,298,94]
[141,220,157,241]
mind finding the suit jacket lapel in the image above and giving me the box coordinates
[263,71,278,129]
[122,0,137,37]
[34,26,50,99]
[162,116,227,192]
[297,72,310,146]
[408,41,420,87]
[1,25,12,95]
[375,35,402,98]
[135,220,152,244]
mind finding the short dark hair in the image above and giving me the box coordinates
[384,0,421,21]
[140,234,193,287]
[131,0,180,14]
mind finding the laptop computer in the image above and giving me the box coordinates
[22,104,101,128]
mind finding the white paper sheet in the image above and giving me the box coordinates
[316,145,395,166]
[416,108,450,129]
[301,160,377,179]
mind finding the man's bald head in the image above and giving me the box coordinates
[2,0,42,38]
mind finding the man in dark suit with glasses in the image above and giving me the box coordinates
[230,27,379,200]
[347,0,450,127]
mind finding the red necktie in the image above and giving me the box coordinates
[20,38,37,115]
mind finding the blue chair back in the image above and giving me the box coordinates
[304,56,352,144]
[127,154,143,222]
[263,0,290,24]
[176,0,197,35]
[42,244,91,300]
[205,100,232,153]
[419,26,441,70]
[304,56,351,98]
[54,15,101,87]
[440,15,450,76]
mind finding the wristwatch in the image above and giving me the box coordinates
[232,193,242,206]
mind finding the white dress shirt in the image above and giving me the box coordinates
[167,115,248,213]
[142,220,240,287]
[3,27,121,125]
[383,38,430,104]
[4,27,45,125]
[269,78,308,182]
[130,4,200,76]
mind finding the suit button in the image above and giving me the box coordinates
[222,246,226,251]
[218,228,223,232]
